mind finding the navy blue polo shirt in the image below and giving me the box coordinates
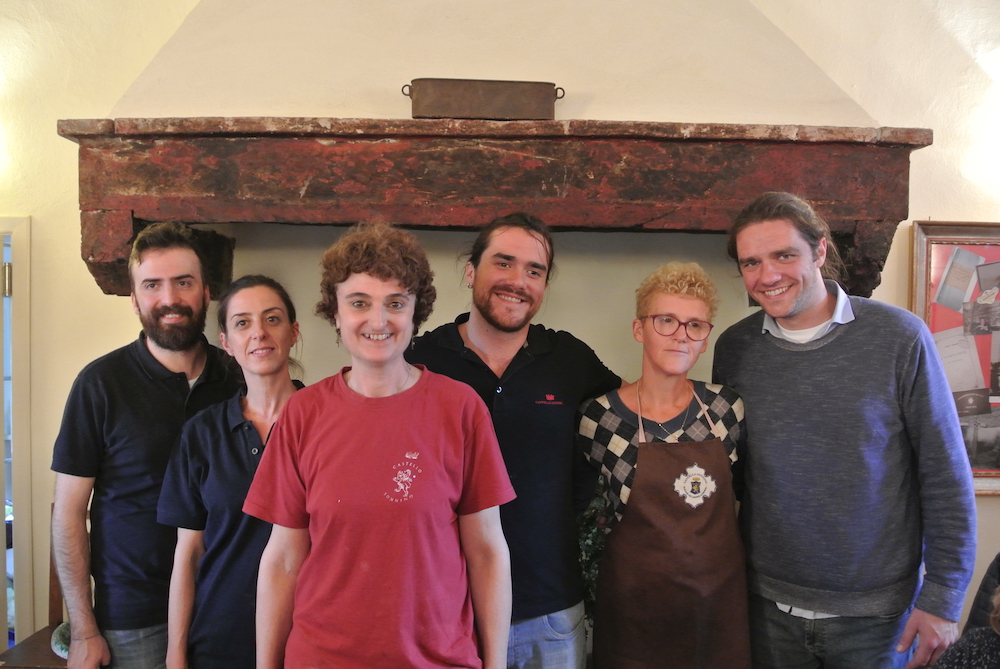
[51,334,242,630]
[157,384,300,669]
[406,313,620,620]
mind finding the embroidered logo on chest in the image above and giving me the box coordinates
[673,463,717,508]
[384,459,424,503]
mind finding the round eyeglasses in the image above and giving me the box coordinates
[640,314,714,341]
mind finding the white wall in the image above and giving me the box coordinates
[0,0,201,629]
[1,0,998,630]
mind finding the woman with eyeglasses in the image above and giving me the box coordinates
[577,262,750,669]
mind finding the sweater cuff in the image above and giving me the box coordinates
[914,580,966,622]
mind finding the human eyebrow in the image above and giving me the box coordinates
[772,247,800,257]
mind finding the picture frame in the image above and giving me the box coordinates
[912,221,1000,494]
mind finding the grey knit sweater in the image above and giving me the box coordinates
[712,295,975,621]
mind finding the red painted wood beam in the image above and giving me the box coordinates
[58,118,931,297]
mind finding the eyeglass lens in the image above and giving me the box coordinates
[650,315,713,340]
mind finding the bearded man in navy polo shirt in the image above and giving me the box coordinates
[51,223,241,669]
[407,213,620,669]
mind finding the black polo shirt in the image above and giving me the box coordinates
[158,385,302,669]
[52,333,242,630]
[407,313,620,620]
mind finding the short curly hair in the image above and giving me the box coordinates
[315,221,436,334]
[635,262,719,320]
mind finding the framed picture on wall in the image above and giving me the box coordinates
[912,221,1000,494]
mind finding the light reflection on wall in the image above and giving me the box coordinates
[963,49,1000,202]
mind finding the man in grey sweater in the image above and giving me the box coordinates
[713,192,975,669]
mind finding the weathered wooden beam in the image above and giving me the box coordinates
[58,118,931,297]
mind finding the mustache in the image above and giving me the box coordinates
[151,304,194,321]
[492,284,533,303]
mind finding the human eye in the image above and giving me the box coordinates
[688,320,709,335]
[233,318,249,329]
[350,299,368,310]
[266,315,282,324]
[739,259,758,270]
[656,315,677,327]
[142,281,158,291]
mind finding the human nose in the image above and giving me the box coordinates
[672,323,692,341]
[760,259,781,285]
[162,283,180,305]
[249,319,268,340]
[371,305,388,328]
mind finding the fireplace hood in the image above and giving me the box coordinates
[57,117,931,297]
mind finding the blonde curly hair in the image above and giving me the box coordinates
[635,262,719,320]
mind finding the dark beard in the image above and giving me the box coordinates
[140,303,207,352]
[472,285,537,334]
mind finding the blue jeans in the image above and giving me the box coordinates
[507,601,587,669]
[748,593,913,669]
[102,623,167,669]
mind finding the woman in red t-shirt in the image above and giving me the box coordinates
[245,222,515,669]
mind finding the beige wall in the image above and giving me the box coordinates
[1,0,998,631]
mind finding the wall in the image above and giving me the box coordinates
[0,0,201,629]
[1,0,998,630]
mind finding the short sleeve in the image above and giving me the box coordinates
[456,398,515,516]
[243,400,309,529]
[51,373,106,477]
[157,418,209,530]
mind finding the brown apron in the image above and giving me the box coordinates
[592,390,751,669]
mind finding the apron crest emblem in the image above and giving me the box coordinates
[673,463,717,508]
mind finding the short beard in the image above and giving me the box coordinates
[472,285,537,334]
[140,303,207,352]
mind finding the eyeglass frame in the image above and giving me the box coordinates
[638,314,715,341]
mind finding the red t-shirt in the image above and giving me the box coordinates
[244,367,515,668]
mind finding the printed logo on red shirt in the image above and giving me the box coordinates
[384,459,424,503]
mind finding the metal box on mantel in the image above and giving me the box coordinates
[403,78,564,120]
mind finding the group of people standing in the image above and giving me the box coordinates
[49,191,975,669]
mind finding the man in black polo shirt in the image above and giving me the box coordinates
[407,213,619,669]
[51,223,241,669]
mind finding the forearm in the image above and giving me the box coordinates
[907,337,977,619]
[167,530,204,669]
[256,527,308,669]
[53,474,110,669]
[467,547,512,669]
[52,491,98,637]
[460,508,512,669]
[256,559,296,669]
